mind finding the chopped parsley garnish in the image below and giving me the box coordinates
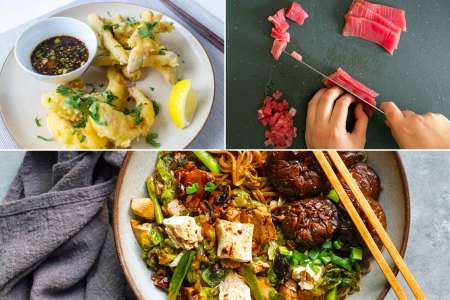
[158,48,167,55]
[103,23,119,31]
[56,85,81,97]
[149,86,155,91]
[79,135,87,143]
[204,182,217,192]
[34,117,42,127]
[138,22,158,39]
[146,132,161,148]
[37,135,53,142]
[186,183,199,194]
[101,90,118,105]
[152,100,160,116]
[125,17,139,26]
[65,95,82,109]
[88,101,100,122]
[130,104,144,125]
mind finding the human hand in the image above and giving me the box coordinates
[380,102,450,149]
[305,87,369,149]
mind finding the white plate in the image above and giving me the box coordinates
[114,152,410,300]
[0,2,215,149]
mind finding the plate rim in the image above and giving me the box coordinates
[0,1,216,150]
[113,151,411,300]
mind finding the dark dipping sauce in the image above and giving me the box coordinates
[31,35,89,76]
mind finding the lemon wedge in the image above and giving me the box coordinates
[168,80,197,128]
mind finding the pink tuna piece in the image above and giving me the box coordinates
[343,15,401,54]
[353,0,407,32]
[347,1,401,33]
[268,9,289,32]
[290,51,303,62]
[286,2,309,26]
[271,39,288,60]
[323,67,378,115]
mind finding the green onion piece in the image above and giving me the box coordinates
[278,246,291,256]
[333,240,343,250]
[320,255,331,264]
[331,255,352,272]
[193,151,221,174]
[290,250,307,266]
[168,250,195,300]
[308,249,320,259]
[351,247,363,261]
[242,266,265,300]
[146,176,164,224]
[327,189,340,203]
[268,288,284,300]
[326,287,337,300]
[186,183,199,194]
[204,182,217,192]
[322,240,333,249]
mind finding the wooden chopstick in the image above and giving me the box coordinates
[327,151,426,300]
[313,151,408,299]
[161,0,224,52]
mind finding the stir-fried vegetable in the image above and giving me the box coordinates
[326,287,338,300]
[242,266,265,300]
[168,250,195,300]
[327,189,340,203]
[351,247,363,261]
[193,151,221,174]
[146,176,164,224]
[132,151,374,299]
[156,154,176,203]
[201,268,226,287]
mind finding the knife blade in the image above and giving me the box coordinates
[283,51,385,115]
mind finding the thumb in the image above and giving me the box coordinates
[380,101,403,127]
[352,103,369,139]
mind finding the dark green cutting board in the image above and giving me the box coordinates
[226,0,450,149]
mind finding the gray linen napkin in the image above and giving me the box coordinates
[0,151,127,300]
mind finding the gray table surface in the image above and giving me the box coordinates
[0,0,224,149]
[0,151,448,299]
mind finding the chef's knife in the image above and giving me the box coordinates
[283,51,385,115]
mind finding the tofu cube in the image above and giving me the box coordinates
[219,272,251,300]
[216,219,253,262]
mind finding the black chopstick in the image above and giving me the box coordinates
[161,0,224,52]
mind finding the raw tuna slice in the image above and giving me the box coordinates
[271,39,288,60]
[271,27,290,42]
[286,2,309,25]
[354,0,407,32]
[268,9,289,32]
[323,67,378,114]
[347,1,401,33]
[343,15,401,54]
[290,51,303,62]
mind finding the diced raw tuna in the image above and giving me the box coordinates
[354,0,407,32]
[290,51,303,62]
[323,67,378,114]
[268,9,289,32]
[271,39,288,60]
[343,15,401,54]
[286,2,309,25]
[257,91,297,148]
[271,27,290,42]
[347,1,401,33]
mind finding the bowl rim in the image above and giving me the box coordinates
[14,16,98,80]
[113,151,411,300]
